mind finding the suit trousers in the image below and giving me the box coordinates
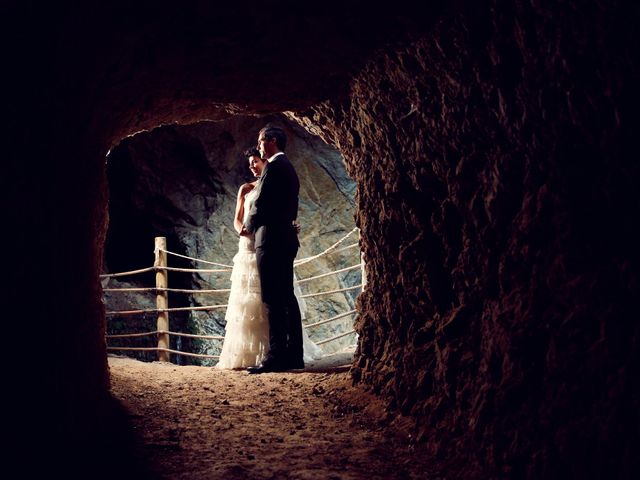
[255,243,303,363]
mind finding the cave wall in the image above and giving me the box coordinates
[292,1,639,477]
[2,2,439,474]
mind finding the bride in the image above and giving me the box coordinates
[216,148,323,369]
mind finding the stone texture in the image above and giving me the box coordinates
[291,2,640,477]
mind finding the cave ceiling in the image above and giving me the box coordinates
[29,1,442,147]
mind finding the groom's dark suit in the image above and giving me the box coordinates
[244,153,303,369]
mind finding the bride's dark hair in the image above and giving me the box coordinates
[244,147,261,158]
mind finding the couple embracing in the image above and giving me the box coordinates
[217,125,321,373]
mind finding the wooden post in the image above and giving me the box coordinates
[155,237,170,363]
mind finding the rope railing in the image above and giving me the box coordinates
[299,284,362,299]
[107,331,158,339]
[106,330,224,341]
[162,266,232,274]
[100,265,231,279]
[106,304,229,316]
[105,233,364,364]
[103,287,158,293]
[158,304,228,312]
[158,330,225,340]
[328,242,359,255]
[315,329,356,346]
[303,309,357,329]
[106,282,361,315]
[108,309,356,334]
[294,227,359,267]
[107,346,220,360]
[295,264,362,285]
[106,308,159,317]
[100,266,156,279]
[158,232,358,271]
[104,283,357,304]
[157,248,233,269]
[103,287,231,294]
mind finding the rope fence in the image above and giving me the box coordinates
[104,230,364,364]
[100,266,156,279]
[157,248,233,269]
[103,287,231,294]
[107,346,220,360]
[293,227,358,267]
[299,284,362,299]
[316,329,357,346]
[295,264,362,285]
[106,330,224,341]
[303,309,357,329]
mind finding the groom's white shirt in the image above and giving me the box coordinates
[267,152,284,163]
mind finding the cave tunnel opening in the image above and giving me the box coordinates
[103,113,362,367]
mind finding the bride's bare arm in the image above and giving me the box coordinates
[234,183,254,234]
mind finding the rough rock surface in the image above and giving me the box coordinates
[291,2,640,477]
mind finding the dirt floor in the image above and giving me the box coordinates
[108,350,442,480]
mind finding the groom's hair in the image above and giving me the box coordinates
[244,147,261,158]
[259,125,287,151]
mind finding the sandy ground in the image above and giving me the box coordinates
[108,350,442,480]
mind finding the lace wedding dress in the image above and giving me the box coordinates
[216,187,323,369]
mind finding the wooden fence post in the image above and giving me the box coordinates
[155,237,170,362]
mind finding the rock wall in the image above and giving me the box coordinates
[292,1,639,477]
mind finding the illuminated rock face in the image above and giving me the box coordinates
[2,1,638,478]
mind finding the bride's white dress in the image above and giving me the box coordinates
[216,187,323,369]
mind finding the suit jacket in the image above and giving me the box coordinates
[244,153,300,250]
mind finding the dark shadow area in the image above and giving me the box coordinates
[11,392,161,480]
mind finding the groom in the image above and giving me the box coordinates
[242,125,304,373]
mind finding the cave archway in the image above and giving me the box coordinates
[103,113,360,365]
